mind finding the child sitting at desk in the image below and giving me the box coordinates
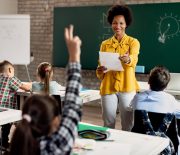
[0,60,32,149]
[9,25,82,155]
[131,66,180,118]
[131,65,180,154]
[32,62,64,94]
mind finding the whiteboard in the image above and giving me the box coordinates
[0,15,30,64]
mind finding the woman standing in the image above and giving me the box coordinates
[96,5,140,131]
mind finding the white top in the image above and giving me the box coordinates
[131,90,180,119]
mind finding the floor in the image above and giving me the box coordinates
[81,104,121,130]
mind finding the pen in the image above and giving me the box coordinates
[97,139,115,142]
[104,139,115,142]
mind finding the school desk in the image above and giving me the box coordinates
[0,108,21,126]
[0,108,21,154]
[74,123,169,155]
[0,109,169,155]
[17,89,101,110]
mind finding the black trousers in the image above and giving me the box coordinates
[1,123,11,148]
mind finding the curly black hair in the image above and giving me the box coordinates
[107,5,133,28]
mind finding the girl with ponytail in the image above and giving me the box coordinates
[10,95,60,155]
[32,62,64,94]
[9,25,82,155]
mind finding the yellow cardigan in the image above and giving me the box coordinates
[96,34,140,95]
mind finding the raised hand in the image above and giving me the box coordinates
[64,25,82,62]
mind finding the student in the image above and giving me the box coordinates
[131,66,180,118]
[0,60,32,109]
[0,60,32,148]
[96,5,140,130]
[9,25,82,155]
[32,62,64,94]
[131,65,180,154]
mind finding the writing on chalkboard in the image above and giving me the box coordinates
[157,13,180,44]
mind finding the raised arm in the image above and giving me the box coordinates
[40,25,82,155]
[64,24,81,63]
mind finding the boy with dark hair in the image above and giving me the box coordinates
[148,66,170,91]
[0,60,31,148]
[131,66,180,154]
[131,65,180,119]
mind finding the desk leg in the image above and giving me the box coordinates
[0,126,2,155]
[20,96,24,110]
[17,95,28,110]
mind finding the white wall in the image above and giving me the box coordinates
[0,0,17,14]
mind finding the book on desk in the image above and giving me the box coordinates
[73,122,169,155]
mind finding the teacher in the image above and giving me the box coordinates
[96,5,140,131]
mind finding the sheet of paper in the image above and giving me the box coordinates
[99,52,124,71]
[87,142,131,155]
[73,138,131,155]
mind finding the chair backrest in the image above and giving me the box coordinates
[177,119,180,135]
[132,110,179,153]
[51,95,62,115]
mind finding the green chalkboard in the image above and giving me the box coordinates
[53,3,180,73]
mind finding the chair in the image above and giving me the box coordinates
[131,110,179,154]
[177,119,180,135]
[51,95,62,115]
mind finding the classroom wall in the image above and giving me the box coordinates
[0,0,17,14]
[16,0,180,89]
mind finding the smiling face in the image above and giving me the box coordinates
[112,15,127,38]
